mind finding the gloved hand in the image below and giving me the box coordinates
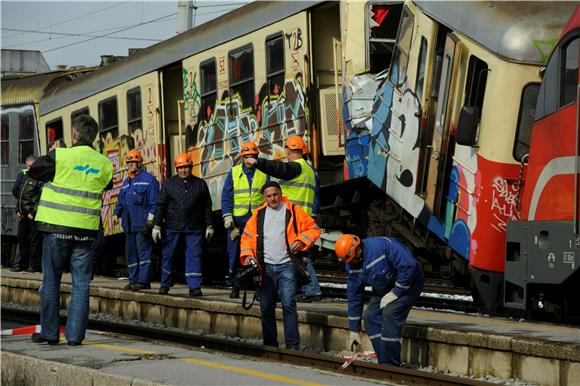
[205,226,214,241]
[141,221,154,237]
[223,215,234,230]
[152,225,162,243]
[348,331,365,352]
[380,290,399,308]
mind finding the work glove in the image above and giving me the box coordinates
[348,331,365,353]
[205,226,214,241]
[223,215,234,230]
[141,213,155,237]
[230,226,240,241]
[152,225,162,243]
[380,290,399,308]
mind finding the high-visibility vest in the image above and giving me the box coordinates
[279,158,316,215]
[35,146,113,231]
[232,164,267,217]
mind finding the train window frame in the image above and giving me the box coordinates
[1,114,9,166]
[18,112,35,165]
[45,117,63,152]
[126,87,142,134]
[265,32,285,99]
[366,2,403,75]
[200,58,217,122]
[98,96,119,142]
[513,82,541,162]
[415,36,428,101]
[560,36,578,107]
[228,44,255,113]
[390,5,414,87]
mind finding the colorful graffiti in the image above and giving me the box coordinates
[490,176,520,233]
[183,69,201,123]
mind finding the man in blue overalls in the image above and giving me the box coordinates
[221,141,268,298]
[113,149,159,290]
[335,234,424,366]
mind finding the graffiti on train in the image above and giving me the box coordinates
[490,176,520,233]
[183,69,201,123]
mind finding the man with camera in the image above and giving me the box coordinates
[221,141,268,298]
[240,181,321,350]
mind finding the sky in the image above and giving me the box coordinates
[1,1,248,69]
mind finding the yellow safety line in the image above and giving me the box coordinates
[83,341,155,355]
[181,357,326,386]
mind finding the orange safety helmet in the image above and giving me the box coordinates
[285,135,308,154]
[175,153,192,168]
[335,234,361,263]
[125,149,143,163]
[240,141,259,156]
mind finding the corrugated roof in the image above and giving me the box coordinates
[40,1,324,116]
[414,1,577,64]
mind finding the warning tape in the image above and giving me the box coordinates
[338,351,377,370]
[1,325,64,336]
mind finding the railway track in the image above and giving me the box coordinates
[2,306,492,386]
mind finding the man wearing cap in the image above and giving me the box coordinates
[152,153,213,297]
[245,135,323,302]
[335,235,424,366]
[113,149,159,291]
[240,181,321,350]
[221,141,268,298]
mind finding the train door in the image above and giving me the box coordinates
[424,33,459,217]
[160,64,184,178]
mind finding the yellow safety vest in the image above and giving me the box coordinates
[35,146,113,230]
[232,164,267,217]
[279,158,316,215]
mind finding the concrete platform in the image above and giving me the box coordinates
[2,269,579,385]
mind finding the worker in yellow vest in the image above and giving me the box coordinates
[28,115,113,346]
[245,135,322,302]
[221,141,268,298]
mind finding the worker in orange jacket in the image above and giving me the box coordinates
[240,181,321,349]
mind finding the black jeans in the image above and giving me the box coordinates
[15,217,42,270]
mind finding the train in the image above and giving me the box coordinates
[1,1,578,322]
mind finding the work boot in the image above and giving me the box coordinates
[124,283,136,290]
[189,288,203,297]
[299,294,323,303]
[159,287,169,295]
[31,333,58,345]
[9,267,23,273]
[134,283,151,290]
[229,287,240,299]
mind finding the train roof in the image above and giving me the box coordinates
[414,1,577,65]
[39,1,323,116]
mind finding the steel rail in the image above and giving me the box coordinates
[2,306,492,386]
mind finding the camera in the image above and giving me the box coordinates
[236,260,260,286]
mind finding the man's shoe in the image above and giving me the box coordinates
[25,267,38,273]
[67,341,82,346]
[31,332,58,345]
[189,288,203,297]
[300,294,323,303]
[229,288,240,299]
[159,287,169,295]
[9,267,23,273]
[135,283,151,290]
[124,283,137,290]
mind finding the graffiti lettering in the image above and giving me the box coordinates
[285,28,303,51]
[490,177,520,233]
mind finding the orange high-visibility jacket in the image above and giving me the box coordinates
[240,196,321,265]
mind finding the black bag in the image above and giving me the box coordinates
[289,205,312,285]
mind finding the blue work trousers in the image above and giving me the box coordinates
[125,231,152,285]
[259,262,300,349]
[363,282,424,366]
[299,254,321,297]
[161,230,203,289]
[226,224,246,289]
[40,234,93,343]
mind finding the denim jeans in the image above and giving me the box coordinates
[259,262,300,349]
[299,255,322,296]
[363,279,424,366]
[125,231,152,285]
[161,230,203,289]
[40,234,93,343]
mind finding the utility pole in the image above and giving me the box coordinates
[177,0,194,34]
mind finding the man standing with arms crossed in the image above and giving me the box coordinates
[221,141,268,298]
[113,149,159,291]
[28,115,113,346]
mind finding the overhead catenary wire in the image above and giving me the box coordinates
[1,28,163,43]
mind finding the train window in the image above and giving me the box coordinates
[561,37,578,107]
[127,88,142,134]
[229,45,254,111]
[200,59,217,121]
[514,83,541,162]
[71,107,89,127]
[464,55,489,115]
[391,6,414,86]
[367,2,402,74]
[415,37,428,101]
[1,115,8,165]
[18,113,34,164]
[46,118,63,150]
[98,97,118,141]
[266,34,285,96]
[535,45,559,120]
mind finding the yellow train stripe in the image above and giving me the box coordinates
[181,357,326,386]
